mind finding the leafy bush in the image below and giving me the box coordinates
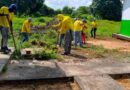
[38,18,45,23]
[21,42,32,49]
[34,48,57,60]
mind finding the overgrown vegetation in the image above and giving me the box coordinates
[11,49,22,60]
[34,48,58,60]
[8,16,121,60]
[10,27,58,60]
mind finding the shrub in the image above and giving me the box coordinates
[38,18,45,23]
[11,49,22,60]
[34,48,57,60]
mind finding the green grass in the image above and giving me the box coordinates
[13,17,53,32]
[13,16,121,38]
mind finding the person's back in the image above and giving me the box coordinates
[21,20,31,33]
[74,19,83,31]
[60,15,73,34]
[21,18,32,43]
[0,6,10,27]
[73,19,83,47]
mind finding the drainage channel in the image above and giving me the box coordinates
[110,73,130,90]
[0,77,81,90]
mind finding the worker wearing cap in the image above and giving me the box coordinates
[0,4,17,53]
[91,19,97,38]
[53,14,73,55]
[81,19,87,44]
[73,17,83,48]
[21,18,32,43]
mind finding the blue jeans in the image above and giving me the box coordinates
[74,31,83,47]
[22,32,29,43]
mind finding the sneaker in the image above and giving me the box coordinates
[3,49,10,54]
[61,53,68,55]
[5,47,11,52]
[0,47,11,53]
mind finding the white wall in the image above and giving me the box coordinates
[122,0,130,20]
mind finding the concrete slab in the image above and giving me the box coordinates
[56,60,130,76]
[113,33,130,41]
[0,61,66,81]
[0,53,11,73]
[75,75,124,90]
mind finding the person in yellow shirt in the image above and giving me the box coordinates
[0,4,17,53]
[21,18,32,43]
[73,17,83,47]
[81,19,87,44]
[53,14,73,55]
[21,18,32,42]
[91,19,97,38]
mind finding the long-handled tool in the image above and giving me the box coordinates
[10,25,17,50]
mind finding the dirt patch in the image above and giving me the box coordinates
[88,38,130,52]
[117,79,130,90]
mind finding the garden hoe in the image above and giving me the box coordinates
[10,24,17,51]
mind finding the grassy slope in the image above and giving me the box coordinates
[13,17,120,37]
[13,17,53,32]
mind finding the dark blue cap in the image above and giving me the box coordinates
[9,4,17,12]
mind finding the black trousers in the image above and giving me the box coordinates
[91,28,97,38]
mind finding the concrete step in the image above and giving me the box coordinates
[56,60,130,76]
[0,48,14,73]
[0,53,11,73]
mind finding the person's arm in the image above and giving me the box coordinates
[52,22,61,28]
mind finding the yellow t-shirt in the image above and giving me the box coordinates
[0,6,14,27]
[21,20,31,33]
[74,20,83,31]
[55,16,73,34]
[91,21,97,28]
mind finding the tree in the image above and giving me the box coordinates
[39,4,55,16]
[76,6,90,14]
[62,6,74,15]
[0,0,45,16]
[91,0,122,21]
[55,9,62,14]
